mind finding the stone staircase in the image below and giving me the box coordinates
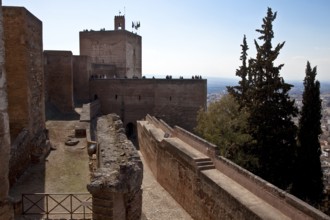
[195,158,215,171]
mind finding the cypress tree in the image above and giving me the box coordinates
[227,35,250,106]
[247,8,298,189]
[292,62,323,205]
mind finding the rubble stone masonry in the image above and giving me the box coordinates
[88,114,143,220]
[0,1,14,218]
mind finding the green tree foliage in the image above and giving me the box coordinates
[227,35,250,106]
[228,8,298,190]
[292,62,323,205]
[248,8,298,190]
[195,95,257,169]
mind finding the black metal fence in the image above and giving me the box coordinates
[22,193,92,219]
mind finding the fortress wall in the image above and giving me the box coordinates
[3,6,48,187]
[90,79,206,132]
[0,1,14,218]
[90,79,155,128]
[44,50,74,113]
[3,6,44,140]
[138,116,330,220]
[73,55,91,103]
[153,79,207,131]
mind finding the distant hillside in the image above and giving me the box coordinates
[206,77,330,95]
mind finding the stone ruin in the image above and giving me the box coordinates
[87,114,143,220]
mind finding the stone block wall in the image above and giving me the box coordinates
[44,50,74,113]
[3,6,48,186]
[80,30,141,78]
[89,78,207,132]
[73,55,91,103]
[138,115,330,220]
[88,114,143,220]
[0,1,14,218]
[3,6,44,140]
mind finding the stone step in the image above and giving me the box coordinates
[197,165,216,171]
[194,158,212,162]
[196,161,214,166]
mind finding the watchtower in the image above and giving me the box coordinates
[114,15,125,30]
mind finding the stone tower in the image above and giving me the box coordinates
[114,15,125,30]
[79,15,141,78]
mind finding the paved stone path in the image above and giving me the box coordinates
[10,119,192,219]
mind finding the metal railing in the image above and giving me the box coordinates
[22,193,92,219]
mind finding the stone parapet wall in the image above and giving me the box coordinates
[138,116,330,220]
[177,124,330,220]
[88,114,143,220]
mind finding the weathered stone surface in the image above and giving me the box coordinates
[3,6,48,187]
[80,27,142,79]
[3,6,44,140]
[88,114,143,220]
[0,1,14,218]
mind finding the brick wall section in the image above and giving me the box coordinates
[80,30,141,78]
[89,79,207,132]
[87,114,143,220]
[3,6,44,140]
[44,50,74,113]
[138,115,330,220]
[0,1,14,218]
[73,55,91,103]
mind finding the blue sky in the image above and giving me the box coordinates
[3,0,330,82]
